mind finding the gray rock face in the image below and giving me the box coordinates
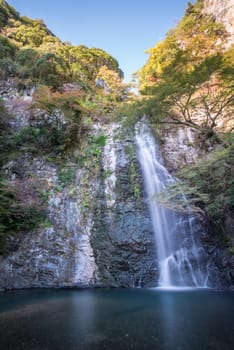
[0,110,157,289]
[161,126,200,173]
[91,125,157,287]
[203,0,234,47]
[0,79,34,130]
[47,178,98,287]
[201,232,234,290]
[0,79,65,131]
[0,78,232,290]
[0,157,98,290]
[160,125,234,289]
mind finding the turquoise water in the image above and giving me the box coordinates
[0,288,233,349]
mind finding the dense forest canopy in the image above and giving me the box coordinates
[0,0,125,90]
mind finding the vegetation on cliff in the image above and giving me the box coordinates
[0,0,128,250]
[179,147,234,238]
[0,0,233,252]
[133,0,233,245]
[136,0,233,135]
[0,0,128,95]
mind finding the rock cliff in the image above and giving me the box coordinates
[161,124,234,289]
[0,81,233,290]
[203,0,234,46]
[0,82,157,290]
[91,124,157,287]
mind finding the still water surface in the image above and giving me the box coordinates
[0,288,233,350]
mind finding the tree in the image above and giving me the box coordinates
[137,0,233,141]
[33,53,66,87]
[0,35,17,59]
[96,65,129,102]
[140,50,234,142]
[33,86,87,151]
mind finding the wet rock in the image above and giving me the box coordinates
[91,125,158,288]
[160,124,234,289]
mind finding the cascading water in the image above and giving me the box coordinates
[135,123,209,288]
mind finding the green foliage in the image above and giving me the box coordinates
[13,124,66,156]
[0,1,123,94]
[15,48,39,79]
[0,94,49,253]
[0,0,126,254]
[0,0,20,28]
[227,247,234,255]
[16,47,38,65]
[136,0,233,139]
[54,45,123,93]
[96,65,130,103]
[12,85,108,160]
[179,147,234,228]
[154,182,209,214]
[220,46,234,83]
[0,35,17,59]
[57,163,76,187]
[33,87,88,152]
[129,162,141,200]
[156,146,234,239]
[5,16,57,48]
[32,53,66,88]
[0,99,14,166]
[92,134,107,147]
[0,57,17,78]
[0,178,46,253]
[75,133,106,168]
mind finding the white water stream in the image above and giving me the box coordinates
[135,123,208,288]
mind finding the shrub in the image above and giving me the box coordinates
[13,124,66,156]
[0,35,17,59]
[0,58,16,78]
[0,178,46,253]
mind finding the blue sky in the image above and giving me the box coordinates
[7,0,193,81]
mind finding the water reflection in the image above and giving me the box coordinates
[159,291,177,350]
[0,289,233,350]
[71,291,95,332]
[158,289,234,350]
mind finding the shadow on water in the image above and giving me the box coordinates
[0,288,233,350]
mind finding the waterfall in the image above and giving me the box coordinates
[135,123,208,288]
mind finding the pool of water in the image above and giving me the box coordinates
[0,288,233,350]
